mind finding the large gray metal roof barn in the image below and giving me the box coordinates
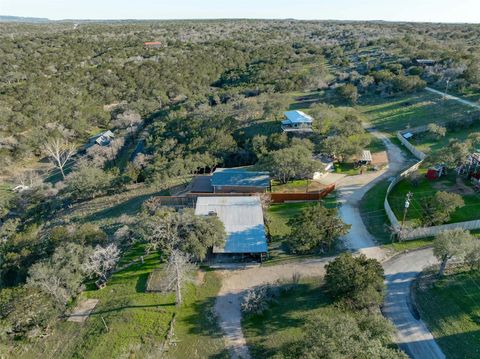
[195,196,268,254]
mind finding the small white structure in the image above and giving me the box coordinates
[281,110,313,132]
[403,132,414,140]
[88,130,115,147]
[12,185,29,193]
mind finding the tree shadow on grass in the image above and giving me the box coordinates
[136,272,149,292]
[82,191,166,222]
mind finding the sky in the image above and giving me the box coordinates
[1,0,479,23]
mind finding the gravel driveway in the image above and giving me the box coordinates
[214,131,444,359]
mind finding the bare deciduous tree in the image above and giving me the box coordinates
[164,250,195,306]
[44,138,76,179]
[84,244,121,282]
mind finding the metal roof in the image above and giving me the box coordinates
[282,110,313,125]
[195,196,268,254]
[211,168,270,188]
[360,150,372,162]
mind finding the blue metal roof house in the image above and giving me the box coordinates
[195,196,268,256]
[211,168,270,193]
[282,110,313,132]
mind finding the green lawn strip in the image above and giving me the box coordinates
[359,178,391,244]
[271,179,310,192]
[386,237,434,251]
[242,279,329,358]
[415,270,480,359]
[358,91,474,134]
[388,173,480,226]
[30,245,225,359]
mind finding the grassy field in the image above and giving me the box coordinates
[409,122,480,154]
[415,269,480,359]
[242,279,330,358]
[388,171,480,227]
[359,91,474,133]
[22,245,227,359]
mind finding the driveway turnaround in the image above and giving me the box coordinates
[383,249,445,359]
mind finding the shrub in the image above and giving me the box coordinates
[241,285,281,315]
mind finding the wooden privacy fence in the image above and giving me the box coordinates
[270,184,335,203]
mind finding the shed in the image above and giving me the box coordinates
[356,150,372,165]
[211,168,270,193]
[426,165,446,180]
[88,130,115,147]
[195,196,268,255]
[403,132,414,140]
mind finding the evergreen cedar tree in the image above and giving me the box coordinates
[325,253,385,310]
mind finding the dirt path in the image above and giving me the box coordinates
[214,131,443,359]
[426,87,480,110]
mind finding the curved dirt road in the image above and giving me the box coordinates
[214,131,444,359]
[383,248,445,359]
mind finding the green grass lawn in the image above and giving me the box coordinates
[271,179,312,193]
[25,245,226,359]
[242,279,330,358]
[415,269,480,359]
[334,162,361,175]
[359,178,436,250]
[387,172,480,227]
[265,197,337,263]
[266,202,316,240]
[359,91,474,134]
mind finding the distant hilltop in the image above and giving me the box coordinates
[0,15,51,23]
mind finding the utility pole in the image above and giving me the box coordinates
[443,78,450,101]
[402,192,413,228]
